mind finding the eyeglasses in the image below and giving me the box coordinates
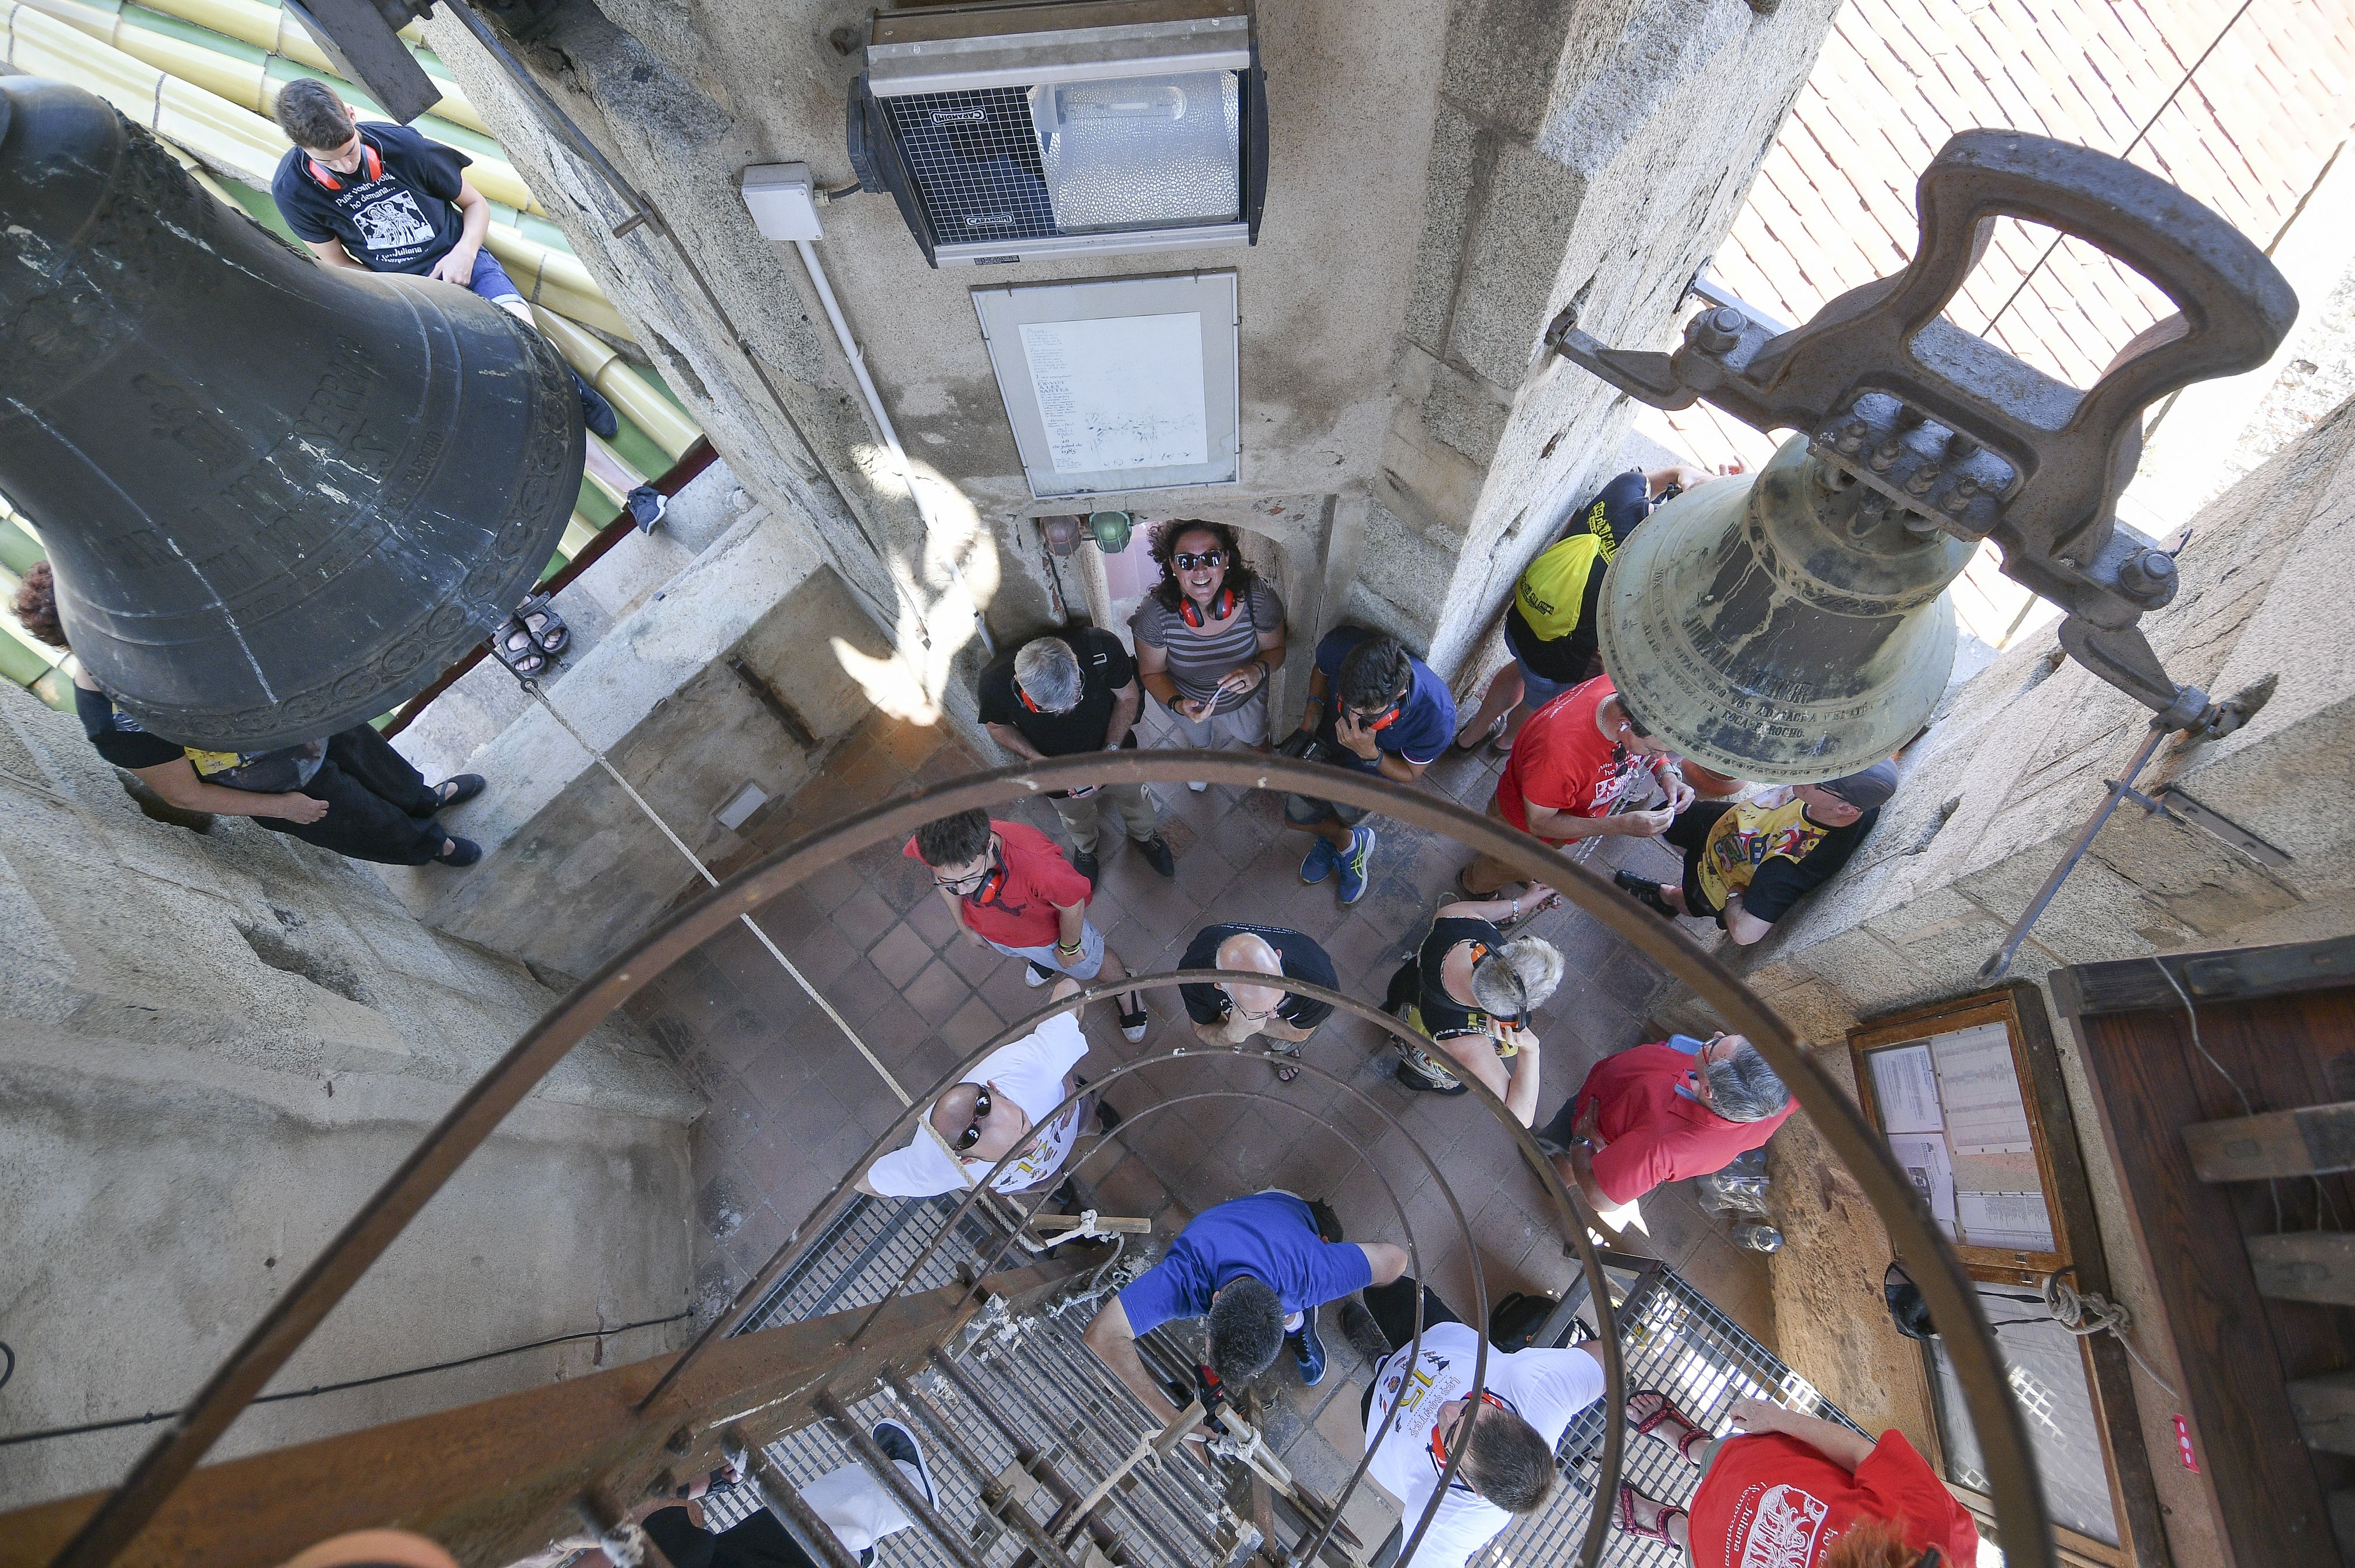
[934,863,992,893]
[1429,1390,1513,1484]
[1173,550,1226,571]
[952,1086,993,1151]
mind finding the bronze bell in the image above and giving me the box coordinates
[0,77,583,751]
[1597,434,1974,783]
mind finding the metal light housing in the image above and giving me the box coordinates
[846,0,1267,268]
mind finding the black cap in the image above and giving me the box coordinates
[1818,760,1898,809]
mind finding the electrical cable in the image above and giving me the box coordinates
[2155,954,2284,1232]
[0,1312,689,1450]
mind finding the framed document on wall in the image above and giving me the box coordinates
[1849,985,2169,1567]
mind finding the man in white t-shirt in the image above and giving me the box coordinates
[856,978,1101,1198]
[1351,1275,1605,1568]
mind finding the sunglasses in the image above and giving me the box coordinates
[952,1086,993,1151]
[1173,550,1226,571]
[1429,1389,1513,1483]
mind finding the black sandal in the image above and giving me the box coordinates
[433,835,483,867]
[492,618,546,677]
[1272,1047,1302,1084]
[433,774,487,810]
[514,591,569,655]
[1612,869,1677,919]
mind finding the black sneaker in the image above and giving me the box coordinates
[1136,835,1177,877]
[1340,1299,1393,1363]
[568,366,620,440]
[625,483,667,532]
[1025,961,1055,987]
[1073,849,1100,890]
[1613,869,1677,918]
[871,1418,937,1510]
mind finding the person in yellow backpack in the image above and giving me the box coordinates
[1453,462,1730,753]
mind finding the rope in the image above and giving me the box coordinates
[2038,1273,2177,1398]
[518,677,912,1107]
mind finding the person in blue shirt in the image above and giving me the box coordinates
[1083,1191,1407,1419]
[269,79,618,440]
[1278,628,1457,905]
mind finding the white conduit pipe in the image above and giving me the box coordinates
[792,238,995,658]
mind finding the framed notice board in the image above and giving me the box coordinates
[1849,985,2169,1567]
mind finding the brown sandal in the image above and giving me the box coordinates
[1627,1389,1712,1462]
[1612,1482,1687,1542]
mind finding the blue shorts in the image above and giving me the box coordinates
[463,248,525,305]
[1514,658,1577,710]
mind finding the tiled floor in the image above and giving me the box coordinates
[623,704,1777,1506]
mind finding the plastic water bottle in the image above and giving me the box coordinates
[1732,1223,1784,1253]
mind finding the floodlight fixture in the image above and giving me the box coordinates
[846,0,1265,269]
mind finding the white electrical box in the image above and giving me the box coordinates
[739,163,823,241]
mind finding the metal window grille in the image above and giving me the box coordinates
[881,90,1059,245]
[1473,1253,1863,1568]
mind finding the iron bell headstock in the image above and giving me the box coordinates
[1547,130,2296,744]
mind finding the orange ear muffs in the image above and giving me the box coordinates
[307,141,383,192]
[1178,586,1236,628]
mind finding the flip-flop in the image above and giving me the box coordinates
[1626,1389,1712,1462]
[1611,1482,1687,1543]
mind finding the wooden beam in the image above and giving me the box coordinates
[2251,1234,2355,1306]
[2050,935,2355,1019]
[2291,1373,2355,1456]
[0,1263,1075,1568]
[2189,1104,2355,1182]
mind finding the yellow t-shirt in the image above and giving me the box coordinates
[1697,789,1840,910]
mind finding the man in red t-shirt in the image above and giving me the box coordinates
[1461,675,1692,896]
[1609,1393,1980,1567]
[1542,1034,1795,1211]
[907,808,1148,1042]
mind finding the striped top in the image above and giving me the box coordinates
[1130,580,1286,714]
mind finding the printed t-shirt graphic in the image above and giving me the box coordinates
[1695,788,1877,922]
[1687,1430,1980,1568]
[1495,676,1648,835]
[1361,1320,1605,1568]
[864,1010,1090,1196]
[902,821,1088,951]
[270,123,473,274]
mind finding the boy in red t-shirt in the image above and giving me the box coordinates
[906,807,1148,1040]
[1461,676,1692,896]
[1611,1393,1980,1567]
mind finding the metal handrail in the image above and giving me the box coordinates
[46,749,2050,1568]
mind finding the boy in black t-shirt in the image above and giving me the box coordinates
[1616,762,1895,945]
[976,630,1175,886]
[268,79,617,439]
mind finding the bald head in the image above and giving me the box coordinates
[1217,932,1287,1018]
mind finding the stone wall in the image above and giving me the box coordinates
[417,0,1844,707]
[0,682,700,1511]
[1645,394,2355,1566]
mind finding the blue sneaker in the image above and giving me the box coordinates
[1289,1309,1327,1386]
[1299,833,1339,884]
[1337,825,1376,905]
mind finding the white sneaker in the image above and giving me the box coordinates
[1188,781,1208,793]
[1025,962,1054,987]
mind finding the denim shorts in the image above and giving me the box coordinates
[1514,658,1578,710]
[985,921,1107,981]
[464,247,525,305]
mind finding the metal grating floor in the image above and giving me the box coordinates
[1471,1256,1861,1568]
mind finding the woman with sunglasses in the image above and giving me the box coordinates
[1611,1394,1979,1567]
[1384,894,1564,1126]
[856,976,1108,1200]
[1131,521,1287,792]
[1349,1271,1606,1568]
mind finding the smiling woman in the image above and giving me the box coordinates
[1130,519,1287,781]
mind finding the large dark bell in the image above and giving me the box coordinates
[0,77,583,750]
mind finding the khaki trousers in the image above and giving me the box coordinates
[1048,781,1161,854]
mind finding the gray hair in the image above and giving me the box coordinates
[1013,637,1084,713]
[1470,936,1563,1016]
[1206,1277,1285,1385]
[1703,1041,1791,1122]
[1461,1405,1559,1513]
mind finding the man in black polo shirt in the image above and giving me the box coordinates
[977,629,1176,886]
[1179,922,1338,1081]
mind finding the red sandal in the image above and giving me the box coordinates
[1612,1481,1688,1542]
[1627,1389,1713,1462]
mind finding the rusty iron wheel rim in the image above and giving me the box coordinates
[48,750,2051,1568]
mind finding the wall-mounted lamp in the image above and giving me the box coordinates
[845,0,1265,268]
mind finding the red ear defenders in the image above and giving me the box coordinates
[968,853,1006,904]
[1018,683,1043,714]
[1361,702,1401,733]
[1178,585,1236,628]
[308,140,383,191]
